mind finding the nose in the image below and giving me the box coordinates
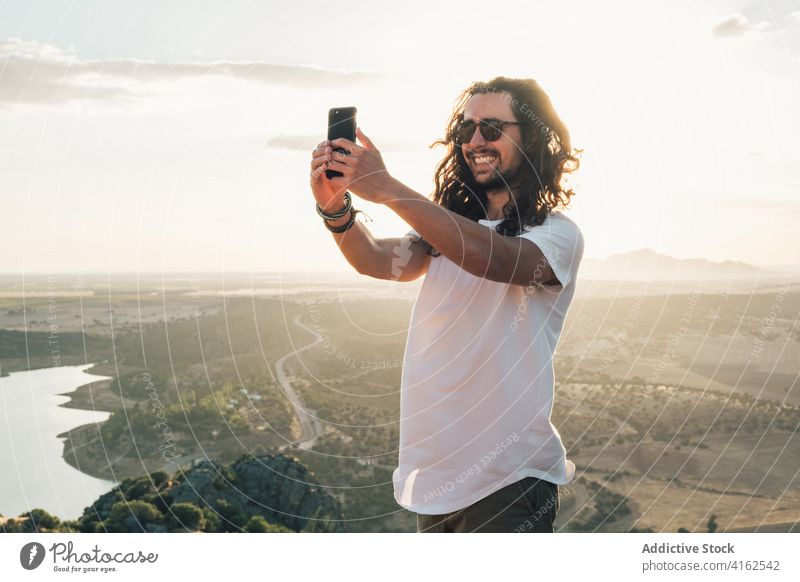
[468,125,487,148]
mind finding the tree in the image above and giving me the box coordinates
[125,478,155,500]
[244,515,292,533]
[168,503,205,531]
[151,471,170,488]
[21,509,61,531]
[202,507,221,533]
[707,514,718,533]
[105,500,164,532]
[213,499,245,530]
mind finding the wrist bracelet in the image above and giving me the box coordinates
[316,191,352,220]
[323,208,360,233]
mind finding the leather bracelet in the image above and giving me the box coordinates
[316,191,352,220]
[323,208,360,233]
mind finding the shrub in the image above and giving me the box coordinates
[244,515,291,533]
[168,503,205,531]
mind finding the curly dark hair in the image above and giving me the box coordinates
[418,77,581,257]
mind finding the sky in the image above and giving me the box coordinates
[0,0,798,274]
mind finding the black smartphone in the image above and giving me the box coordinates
[326,106,357,179]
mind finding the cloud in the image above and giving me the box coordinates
[264,133,421,153]
[265,134,321,151]
[0,38,380,107]
[711,14,771,38]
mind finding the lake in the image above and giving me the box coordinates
[0,363,117,522]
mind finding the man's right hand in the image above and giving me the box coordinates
[310,140,348,214]
[309,140,431,280]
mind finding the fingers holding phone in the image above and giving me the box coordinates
[310,140,345,211]
[310,140,331,179]
[311,106,390,208]
[327,129,390,202]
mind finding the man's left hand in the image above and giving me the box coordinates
[324,128,393,203]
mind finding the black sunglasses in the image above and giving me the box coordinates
[454,118,530,144]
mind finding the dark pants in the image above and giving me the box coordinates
[416,476,560,533]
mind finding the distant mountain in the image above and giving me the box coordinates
[580,249,780,281]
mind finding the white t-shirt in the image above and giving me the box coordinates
[392,210,584,515]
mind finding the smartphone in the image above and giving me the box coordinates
[326,106,357,179]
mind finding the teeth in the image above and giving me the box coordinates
[474,155,497,165]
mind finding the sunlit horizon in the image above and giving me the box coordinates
[1,0,799,274]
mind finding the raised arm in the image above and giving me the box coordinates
[310,141,431,282]
[331,218,431,281]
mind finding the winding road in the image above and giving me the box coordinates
[275,314,325,451]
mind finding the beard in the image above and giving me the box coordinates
[472,162,523,194]
[476,172,509,191]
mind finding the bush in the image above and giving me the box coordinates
[104,500,164,532]
[168,503,205,531]
[202,507,221,533]
[125,478,155,500]
[244,515,291,533]
[151,471,170,488]
[213,499,245,531]
[20,509,61,531]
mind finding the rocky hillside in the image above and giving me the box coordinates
[1,453,344,533]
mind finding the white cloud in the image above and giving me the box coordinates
[0,38,380,107]
[264,133,418,152]
[711,14,771,38]
[264,134,321,151]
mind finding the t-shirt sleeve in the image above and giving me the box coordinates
[404,227,440,257]
[518,215,584,292]
[405,228,427,245]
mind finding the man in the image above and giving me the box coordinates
[309,77,584,533]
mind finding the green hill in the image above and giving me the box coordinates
[0,452,343,533]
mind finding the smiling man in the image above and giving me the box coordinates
[309,77,585,533]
